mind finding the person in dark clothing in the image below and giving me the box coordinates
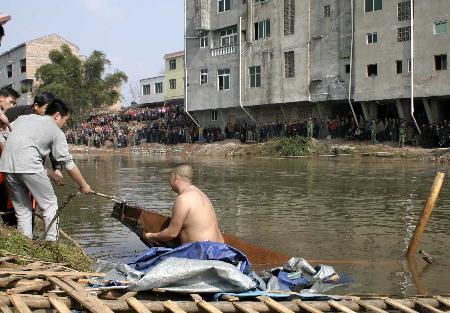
[5,92,55,122]
[0,13,11,47]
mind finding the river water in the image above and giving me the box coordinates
[56,154,450,296]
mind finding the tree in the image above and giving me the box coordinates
[35,45,128,122]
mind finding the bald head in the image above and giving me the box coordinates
[172,164,193,182]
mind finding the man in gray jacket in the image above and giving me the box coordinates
[0,99,92,241]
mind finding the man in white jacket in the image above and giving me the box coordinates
[0,99,92,240]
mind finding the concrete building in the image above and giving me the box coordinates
[139,75,165,106]
[353,0,450,124]
[185,0,449,129]
[0,34,80,106]
[164,51,185,104]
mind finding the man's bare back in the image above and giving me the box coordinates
[175,185,224,244]
[144,164,224,245]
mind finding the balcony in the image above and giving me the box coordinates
[211,45,237,57]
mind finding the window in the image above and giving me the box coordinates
[200,69,208,85]
[397,26,411,42]
[407,59,412,72]
[218,0,231,13]
[284,51,295,78]
[169,59,177,70]
[218,69,230,91]
[220,26,237,46]
[345,64,350,73]
[367,32,378,44]
[365,0,382,13]
[435,54,447,71]
[169,79,176,90]
[324,5,331,18]
[284,0,295,36]
[249,66,261,88]
[397,1,411,21]
[142,84,151,95]
[255,0,268,2]
[434,21,448,35]
[200,32,209,48]
[396,60,403,74]
[20,59,26,73]
[367,64,378,77]
[155,82,163,94]
[254,20,270,40]
[211,109,218,121]
[6,64,12,78]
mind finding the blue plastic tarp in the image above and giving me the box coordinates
[128,241,253,274]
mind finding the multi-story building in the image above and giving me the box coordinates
[139,75,165,106]
[354,0,449,124]
[0,34,80,106]
[186,0,449,129]
[164,51,185,104]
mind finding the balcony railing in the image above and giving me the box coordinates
[211,45,237,57]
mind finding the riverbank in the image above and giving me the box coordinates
[69,137,450,163]
[0,223,93,271]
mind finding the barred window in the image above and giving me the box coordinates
[324,5,331,18]
[284,51,295,78]
[397,1,411,21]
[249,66,261,88]
[154,83,163,94]
[435,54,447,71]
[284,0,295,36]
[169,79,176,90]
[200,69,208,85]
[142,84,151,95]
[397,26,411,42]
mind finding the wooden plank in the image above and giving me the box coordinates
[0,298,13,313]
[411,298,444,313]
[233,302,259,313]
[222,295,240,302]
[190,294,203,301]
[126,297,152,313]
[48,276,114,313]
[118,291,138,301]
[256,296,295,313]
[196,299,224,313]
[328,300,357,313]
[293,299,324,313]
[353,299,389,313]
[434,296,450,308]
[163,300,187,313]
[48,296,72,313]
[384,298,419,313]
[6,281,51,294]
[0,270,105,277]
[0,257,15,263]
[8,294,32,313]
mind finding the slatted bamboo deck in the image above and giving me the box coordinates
[1,253,449,313]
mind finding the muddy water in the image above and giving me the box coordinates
[57,154,450,295]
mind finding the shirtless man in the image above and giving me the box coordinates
[144,164,224,245]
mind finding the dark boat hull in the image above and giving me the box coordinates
[111,202,290,268]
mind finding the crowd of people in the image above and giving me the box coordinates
[64,103,450,149]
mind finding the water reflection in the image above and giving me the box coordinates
[56,155,450,295]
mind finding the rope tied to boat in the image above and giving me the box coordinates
[40,192,80,240]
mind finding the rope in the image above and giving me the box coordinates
[40,192,79,240]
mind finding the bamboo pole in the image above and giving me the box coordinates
[406,172,445,258]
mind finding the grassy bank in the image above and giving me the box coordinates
[0,223,93,271]
[72,137,450,162]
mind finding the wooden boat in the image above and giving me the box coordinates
[111,202,291,268]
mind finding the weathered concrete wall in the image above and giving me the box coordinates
[353,0,450,101]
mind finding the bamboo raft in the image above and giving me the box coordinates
[1,253,450,313]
